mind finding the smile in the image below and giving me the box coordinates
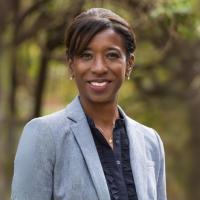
[89,81,108,87]
[87,80,111,92]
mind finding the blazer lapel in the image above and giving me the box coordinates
[119,107,147,200]
[66,97,111,200]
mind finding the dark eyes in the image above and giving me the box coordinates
[79,51,121,60]
[80,52,93,60]
[106,52,120,59]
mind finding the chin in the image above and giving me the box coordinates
[87,94,117,105]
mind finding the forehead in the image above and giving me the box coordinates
[87,28,126,51]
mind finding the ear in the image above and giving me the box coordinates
[126,54,135,79]
[67,58,74,79]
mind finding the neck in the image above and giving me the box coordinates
[80,97,119,127]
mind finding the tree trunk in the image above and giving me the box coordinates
[187,88,200,199]
[33,50,49,117]
[181,43,200,199]
[7,0,20,157]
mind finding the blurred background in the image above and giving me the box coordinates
[0,0,200,199]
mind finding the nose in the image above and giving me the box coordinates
[91,55,108,75]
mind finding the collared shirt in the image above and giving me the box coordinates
[86,114,138,200]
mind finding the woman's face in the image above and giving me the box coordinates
[69,28,131,105]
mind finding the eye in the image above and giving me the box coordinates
[80,51,93,60]
[106,51,120,60]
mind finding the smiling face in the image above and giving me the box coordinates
[69,29,132,106]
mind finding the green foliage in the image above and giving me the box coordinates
[152,0,192,17]
[151,0,200,40]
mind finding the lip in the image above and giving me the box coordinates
[87,80,111,92]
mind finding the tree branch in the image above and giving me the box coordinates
[17,0,51,27]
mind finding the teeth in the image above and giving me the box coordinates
[90,82,107,86]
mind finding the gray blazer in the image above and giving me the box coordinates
[11,97,167,200]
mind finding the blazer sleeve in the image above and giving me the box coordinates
[154,130,167,200]
[11,118,55,200]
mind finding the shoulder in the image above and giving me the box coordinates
[18,97,84,154]
[126,116,162,142]
[22,106,72,137]
[25,108,67,130]
[18,108,70,152]
[126,116,165,162]
[119,106,162,144]
[23,96,83,134]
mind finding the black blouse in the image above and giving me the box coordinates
[86,114,138,200]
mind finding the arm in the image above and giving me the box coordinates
[11,118,55,200]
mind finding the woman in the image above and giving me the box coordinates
[12,8,167,200]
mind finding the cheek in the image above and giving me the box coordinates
[118,65,127,78]
[111,62,127,75]
[71,66,84,78]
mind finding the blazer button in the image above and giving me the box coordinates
[116,160,121,165]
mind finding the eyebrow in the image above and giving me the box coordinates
[107,47,123,52]
[85,46,124,52]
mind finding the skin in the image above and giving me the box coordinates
[69,28,134,146]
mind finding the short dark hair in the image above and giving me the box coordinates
[65,8,136,60]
